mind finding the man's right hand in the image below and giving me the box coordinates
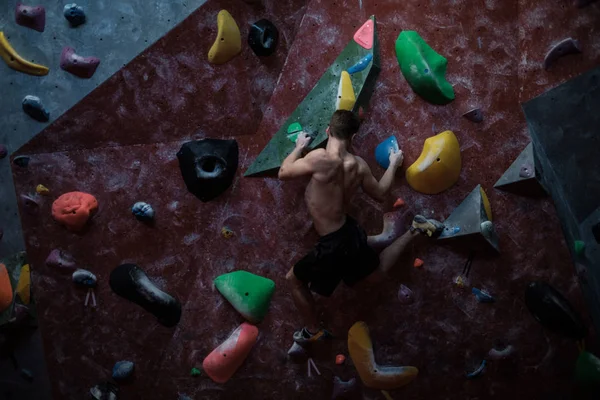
[296,131,312,150]
[389,148,404,168]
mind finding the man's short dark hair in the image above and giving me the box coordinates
[329,110,360,141]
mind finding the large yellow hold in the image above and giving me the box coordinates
[406,130,461,194]
[0,32,49,76]
[16,264,31,305]
[348,321,418,390]
[208,10,241,64]
[336,71,356,111]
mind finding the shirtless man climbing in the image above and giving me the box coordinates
[278,110,444,343]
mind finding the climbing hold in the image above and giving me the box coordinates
[454,275,466,287]
[20,368,34,381]
[395,31,454,105]
[348,53,373,75]
[406,130,460,194]
[353,19,374,49]
[131,202,155,222]
[413,258,424,268]
[494,143,546,197]
[519,163,534,178]
[466,360,486,379]
[480,220,495,241]
[397,284,414,304]
[52,191,98,231]
[0,264,13,313]
[348,321,418,389]
[20,194,39,214]
[0,32,49,76]
[543,38,581,70]
[16,264,31,305]
[35,184,49,196]
[463,108,483,123]
[332,376,357,400]
[214,270,275,323]
[63,4,86,27]
[110,263,182,327]
[179,395,192,400]
[472,287,495,303]
[0,145,7,159]
[203,322,259,383]
[287,342,307,361]
[22,95,49,122]
[112,360,135,381]
[60,46,100,78]
[190,367,201,377]
[248,19,279,57]
[90,382,119,400]
[525,281,587,339]
[221,226,234,239]
[208,10,241,64]
[375,136,399,169]
[335,354,346,365]
[574,240,586,256]
[13,155,30,167]
[286,122,303,143]
[393,198,405,208]
[336,71,356,111]
[575,351,600,387]
[177,139,239,202]
[45,249,76,270]
[15,3,45,32]
[72,269,97,288]
[488,344,514,360]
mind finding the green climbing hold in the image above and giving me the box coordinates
[190,367,201,377]
[575,351,600,387]
[287,122,303,143]
[574,240,586,256]
[214,270,275,323]
[395,31,454,105]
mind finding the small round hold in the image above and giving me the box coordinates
[0,145,7,159]
[63,3,86,27]
[519,163,534,179]
[72,268,97,288]
[480,220,495,240]
[248,19,279,57]
[335,354,346,365]
[112,360,135,381]
[221,226,233,238]
[397,284,414,304]
[36,184,50,196]
[131,202,155,221]
[13,155,30,167]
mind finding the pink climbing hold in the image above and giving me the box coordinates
[45,249,77,271]
[60,47,100,79]
[353,19,374,50]
[15,3,46,33]
[202,322,258,383]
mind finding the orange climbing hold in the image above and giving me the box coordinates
[52,192,98,231]
[335,354,346,365]
[0,263,13,312]
[393,198,405,208]
[203,322,258,383]
[413,258,424,268]
[353,19,374,49]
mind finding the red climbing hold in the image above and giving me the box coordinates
[393,198,405,208]
[203,323,258,383]
[413,258,424,268]
[353,19,374,50]
[335,354,346,365]
[60,47,100,79]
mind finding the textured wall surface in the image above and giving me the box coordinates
[8,0,600,399]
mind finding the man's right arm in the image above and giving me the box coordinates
[359,149,403,202]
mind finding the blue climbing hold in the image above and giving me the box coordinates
[131,202,155,221]
[347,53,373,74]
[22,96,49,122]
[63,4,86,27]
[472,287,495,303]
[112,360,135,381]
[374,136,399,169]
[466,360,486,379]
[13,155,30,167]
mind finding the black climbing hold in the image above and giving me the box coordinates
[177,139,239,202]
[20,194,39,215]
[525,281,587,340]
[72,269,97,288]
[13,155,30,167]
[248,19,279,57]
[90,382,119,400]
[109,263,181,327]
[63,3,86,27]
[22,95,49,122]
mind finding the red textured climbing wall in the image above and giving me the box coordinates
[11,0,600,399]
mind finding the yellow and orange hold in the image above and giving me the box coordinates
[0,31,49,76]
[16,264,31,305]
[208,10,241,64]
[336,71,356,111]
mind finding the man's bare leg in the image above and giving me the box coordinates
[367,211,406,249]
[286,267,319,332]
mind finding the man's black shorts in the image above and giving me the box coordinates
[293,216,380,297]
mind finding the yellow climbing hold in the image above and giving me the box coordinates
[208,10,241,64]
[0,32,49,76]
[348,321,418,390]
[336,71,356,111]
[480,186,492,221]
[406,130,461,194]
[16,264,31,305]
[36,184,50,196]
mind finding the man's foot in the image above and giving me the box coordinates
[293,327,333,345]
[410,215,444,238]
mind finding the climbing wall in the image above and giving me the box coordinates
[9,0,600,399]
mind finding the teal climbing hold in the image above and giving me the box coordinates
[287,122,303,143]
[575,351,600,387]
[214,270,275,323]
[395,31,454,105]
[574,240,586,256]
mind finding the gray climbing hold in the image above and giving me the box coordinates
[72,269,97,288]
[15,4,46,32]
[287,342,307,362]
[22,96,49,122]
[519,163,534,178]
[131,202,155,221]
[13,155,30,167]
[112,360,135,381]
[543,38,581,70]
[480,220,495,241]
[466,360,486,379]
[0,145,7,159]
[331,376,357,399]
[397,284,414,304]
[488,344,514,360]
[494,143,546,197]
[63,3,86,27]
[462,108,483,123]
[90,382,119,400]
[20,194,39,214]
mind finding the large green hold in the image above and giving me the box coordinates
[245,16,380,176]
[395,31,454,105]
[575,351,600,387]
[214,270,275,323]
